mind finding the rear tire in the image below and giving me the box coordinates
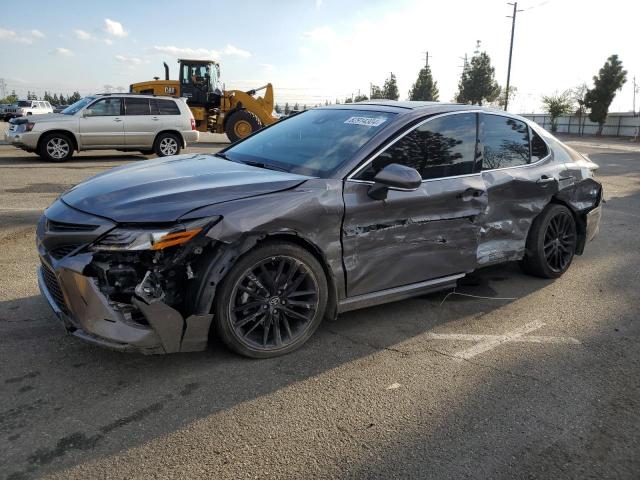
[154,133,181,157]
[212,241,328,358]
[225,110,262,143]
[520,204,577,278]
[39,133,74,162]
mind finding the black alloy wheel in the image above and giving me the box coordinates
[521,204,577,278]
[213,242,328,358]
[543,210,576,273]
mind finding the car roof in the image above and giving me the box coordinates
[321,100,530,122]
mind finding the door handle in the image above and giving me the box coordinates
[536,175,555,184]
[113,118,123,122]
[459,188,485,201]
[151,116,160,121]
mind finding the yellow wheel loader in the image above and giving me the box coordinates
[130,59,277,142]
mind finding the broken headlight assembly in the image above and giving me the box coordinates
[90,217,220,252]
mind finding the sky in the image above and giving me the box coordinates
[1,0,638,113]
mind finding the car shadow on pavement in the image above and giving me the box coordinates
[0,261,555,479]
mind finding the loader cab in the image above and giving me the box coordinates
[178,59,222,109]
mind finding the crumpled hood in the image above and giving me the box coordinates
[62,154,310,223]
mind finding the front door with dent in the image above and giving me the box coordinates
[342,112,488,297]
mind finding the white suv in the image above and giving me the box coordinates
[3,100,53,120]
[4,93,199,161]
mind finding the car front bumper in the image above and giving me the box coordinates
[5,128,39,151]
[38,261,167,353]
[38,258,214,354]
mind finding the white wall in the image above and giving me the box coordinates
[521,112,640,137]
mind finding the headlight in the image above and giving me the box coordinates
[17,122,35,132]
[90,217,219,252]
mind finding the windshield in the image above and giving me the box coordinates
[223,109,396,177]
[18,101,31,107]
[61,96,96,115]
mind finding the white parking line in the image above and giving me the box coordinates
[425,320,581,360]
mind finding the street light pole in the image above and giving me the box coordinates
[505,2,522,111]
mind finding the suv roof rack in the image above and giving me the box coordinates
[96,92,161,97]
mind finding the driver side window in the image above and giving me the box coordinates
[85,98,121,116]
[357,113,478,181]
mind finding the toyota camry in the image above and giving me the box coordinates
[36,101,603,357]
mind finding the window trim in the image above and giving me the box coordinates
[346,110,552,185]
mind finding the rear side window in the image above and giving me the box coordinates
[481,114,530,169]
[125,98,151,115]
[359,113,478,181]
[151,99,180,115]
[531,129,549,162]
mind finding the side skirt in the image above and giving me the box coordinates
[337,273,466,313]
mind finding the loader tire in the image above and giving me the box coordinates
[225,110,262,143]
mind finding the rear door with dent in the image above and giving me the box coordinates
[475,113,566,265]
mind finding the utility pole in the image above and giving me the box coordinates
[458,54,468,73]
[633,76,637,117]
[422,51,431,68]
[505,2,522,111]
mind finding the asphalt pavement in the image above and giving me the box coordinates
[0,132,639,479]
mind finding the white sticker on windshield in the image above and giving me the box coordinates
[344,116,387,127]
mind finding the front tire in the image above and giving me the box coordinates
[154,133,181,157]
[521,204,577,278]
[39,133,74,162]
[225,110,262,143]
[213,241,328,358]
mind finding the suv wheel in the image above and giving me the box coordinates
[39,133,73,162]
[213,241,328,358]
[154,133,181,157]
[520,204,577,278]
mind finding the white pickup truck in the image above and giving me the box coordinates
[3,100,53,121]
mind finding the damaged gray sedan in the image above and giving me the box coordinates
[37,102,603,357]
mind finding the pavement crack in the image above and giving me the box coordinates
[326,329,410,356]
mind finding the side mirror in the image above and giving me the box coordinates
[367,163,422,200]
[82,110,90,117]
